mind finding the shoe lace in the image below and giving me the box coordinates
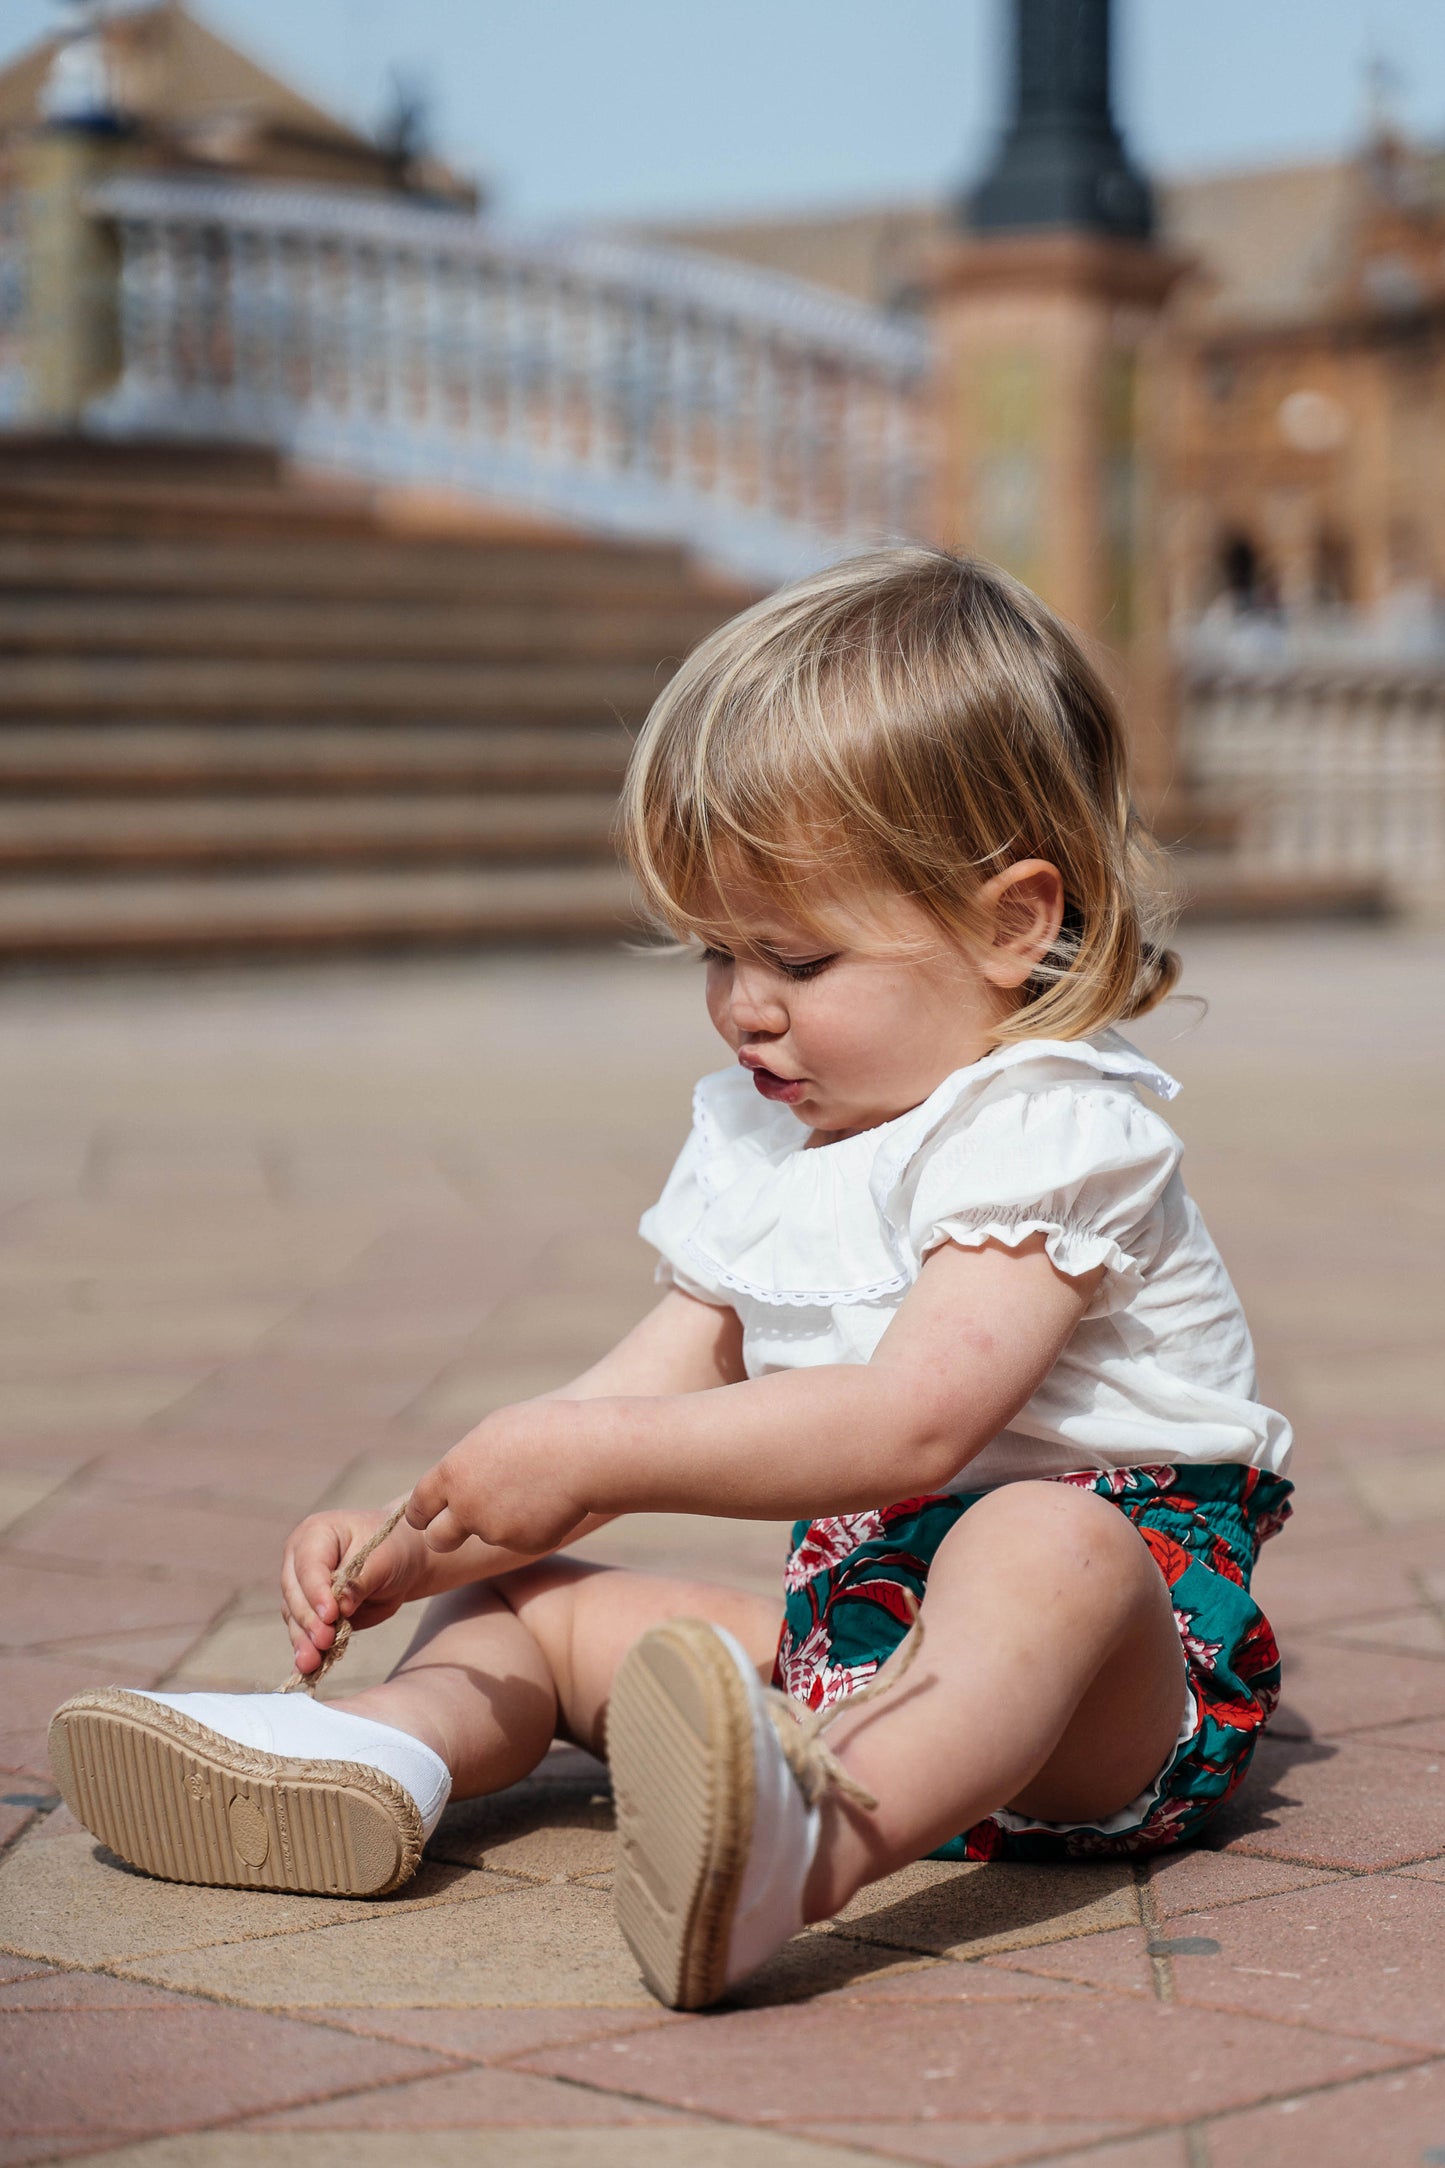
[758,1594,924,1812]
[279,1506,927,1813]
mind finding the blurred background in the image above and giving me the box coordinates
[0,0,1442,955]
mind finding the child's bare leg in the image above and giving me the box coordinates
[331,1559,782,1800]
[803,1482,1187,1919]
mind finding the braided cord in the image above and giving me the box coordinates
[761,1592,924,1811]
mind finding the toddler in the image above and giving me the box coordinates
[52,548,1292,2011]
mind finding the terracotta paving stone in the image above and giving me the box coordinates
[1352,1713,1445,1754]
[79,1435,364,1514]
[0,1555,224,1652]
[244,2064,697,2129]
[1251,1543,1419,1632]
[1142,1846,1341,1917]
[117,1880,658,2008]
[1270,1637,1445,1738]
[1017,2142,1190,2168]
[9,1493,296,1585]
[813,1961,1097,2006]
[1100,1874,1445,2051]
[0,1952,53,1983]
[976,1927,1156,1998]
[0,1829,512,1966]
[0,1652,170,1778]
[22,2133,880,2168]
[1396,1856,1445,1884]
[1316,1608,1445,1658]
[822,1858,1141,1960]
[0,1469,76,1539]
[791,2121,1151,2168]
[1,1976,450,2146]
[521,1994,1409,2123]
[35,1623,212,1675]
[798,2131,1189,2168]
[312,2003,684,2057]
[1205,2060,1445,2167]
[0,1801,42,1851]
[1206,1733,1445,1869]
[0,1972,202,2009]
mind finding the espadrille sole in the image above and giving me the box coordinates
[48,1688,424,1898]
[607,1620,757,2010]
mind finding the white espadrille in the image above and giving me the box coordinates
[607,1619,832,2009]
[49,1688,451,1898]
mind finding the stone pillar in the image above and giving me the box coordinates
[928,233,1182,804]
[18,124,124,428]
[927,0,1184,811]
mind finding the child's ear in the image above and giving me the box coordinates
[976,861,1066,989]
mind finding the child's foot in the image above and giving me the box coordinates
[607,1619,824,2009]
[48,1689,451,1898]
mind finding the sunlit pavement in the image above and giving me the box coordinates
[2,924,1443,2168]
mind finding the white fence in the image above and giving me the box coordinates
[79,176,930,583]
[1183,656,1445,897]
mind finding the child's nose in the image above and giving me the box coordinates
[729,969,787,1035]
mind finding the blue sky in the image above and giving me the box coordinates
[3,1,1443,223]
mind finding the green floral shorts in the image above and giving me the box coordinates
[774,1462,1293,1859]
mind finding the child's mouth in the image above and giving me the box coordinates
[747,1066,805,1104]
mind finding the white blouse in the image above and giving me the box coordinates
[639,1031,1291,1491]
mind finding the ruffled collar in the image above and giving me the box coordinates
[680,1032,1179,1309]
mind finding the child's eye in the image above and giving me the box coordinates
[776,954,836,982]
[699,945,733,966]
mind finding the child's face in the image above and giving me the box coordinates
[700,881,1035,1142]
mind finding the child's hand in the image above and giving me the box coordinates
[405,1400,599,1558]
[281,1502,427,1677]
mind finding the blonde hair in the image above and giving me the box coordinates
[620,545,1179,1044]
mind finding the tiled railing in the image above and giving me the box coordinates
[82,175,930,581]
[1184,653,1445,893]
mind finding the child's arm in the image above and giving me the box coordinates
[407,1235,1102,1558]
[282,1287,744,1673]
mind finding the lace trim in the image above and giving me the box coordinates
[681,1233,910,1308]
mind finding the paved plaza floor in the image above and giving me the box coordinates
[1,924,1443,2168]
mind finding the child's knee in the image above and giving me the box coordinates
[933,1480,1159,1605]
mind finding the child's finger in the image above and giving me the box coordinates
[281,1551,338,1646]
[418,1505,470,1553]
[404,1464,447,1532]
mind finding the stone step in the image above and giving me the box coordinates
[0,531,733,607]
[0,793,619,871]
[0,864,638,958]
[0,723,630,794]
[1173,853,1389,920]
[0,593,725,663]
[0,656,664,723]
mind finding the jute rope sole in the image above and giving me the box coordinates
[48,1688,425,1897]
[609,1598,923,2010]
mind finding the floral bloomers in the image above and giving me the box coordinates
[774,1462,1293,1858]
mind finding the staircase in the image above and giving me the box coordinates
[0,439,751,961]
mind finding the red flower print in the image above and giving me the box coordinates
[1174,1607,1225,1676]
[775,1621,879,1712]
[785,1511,886,1590]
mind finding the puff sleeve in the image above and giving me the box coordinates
[898,1079,1183,1308]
